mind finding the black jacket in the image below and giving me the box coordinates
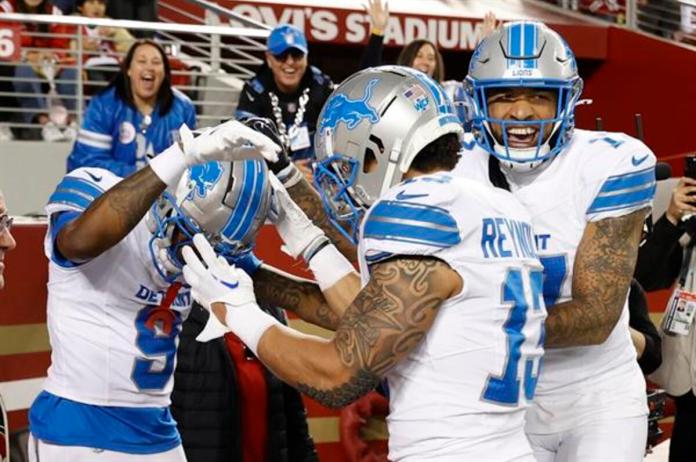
[628,279,662,375]
[235,64,334,161]
[635,215,696,291]
[170,305,318,462]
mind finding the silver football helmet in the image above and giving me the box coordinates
[148,160,272,281]
[313,65,463,243]
[465,21,583,170]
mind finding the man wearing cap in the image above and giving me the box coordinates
[236,24,334,168]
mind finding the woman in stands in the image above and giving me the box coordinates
[66,40,196,176]
[6,0,78,141]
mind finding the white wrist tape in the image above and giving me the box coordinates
[308,244,357,291]
[277,163,303,188]
[149,143,188,187]
[224,302,280,356]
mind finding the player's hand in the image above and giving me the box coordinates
[181,234,257,311]
[666,177,696,224]
[364,0,389,35]
[268,173,328,260]
[238,116,291,174]
[178,120,280,167]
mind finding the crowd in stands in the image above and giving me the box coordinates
[3,1,696,461]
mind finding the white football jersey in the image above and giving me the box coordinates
[454,129,654,433]
[42,167,192,408]
[358,172,547,461]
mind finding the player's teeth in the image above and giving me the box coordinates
[508,128,535,136]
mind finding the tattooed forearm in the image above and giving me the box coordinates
[545,208,647,348]
[295,257,454,408]
[286,178,357,262]
[58,167,166,260]
[253,267,341,330]
[296,369,379,409]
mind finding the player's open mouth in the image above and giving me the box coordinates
[506,126,538,148]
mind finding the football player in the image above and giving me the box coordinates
[456,22,654,461]
[180,66,548,461]
[28,120,279,462]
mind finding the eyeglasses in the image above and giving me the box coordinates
[272,49,305,62]
[0,215,13,234]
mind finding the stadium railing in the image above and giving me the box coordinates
[536,0,696,43]
[0,11,269,140]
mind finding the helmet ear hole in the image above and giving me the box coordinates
[363,148,377,174]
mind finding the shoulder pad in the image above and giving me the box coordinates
[46,167,121,216]
[364,175,461,249]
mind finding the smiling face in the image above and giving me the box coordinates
[78,0,106,18]
[127,43,166,108]
[265,49,308,94]
[0,191,17,290]
[411,43,438,78]
[486,87,558,149]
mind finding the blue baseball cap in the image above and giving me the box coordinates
[267,24,308,56]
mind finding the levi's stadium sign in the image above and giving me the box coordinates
[223,1,491,51]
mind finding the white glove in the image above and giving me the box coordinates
[268,173,329,260]
[181,234,278,352]
[150,120,280,187]
[179,120,280,166]
[181,234,257,310]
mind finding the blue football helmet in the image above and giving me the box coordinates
[313,65,463,244]
[465,21,583,170]
[147,159,271,282]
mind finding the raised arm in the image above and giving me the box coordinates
[56,167,166,261]
[545,208,647,348]
[252,264,358,330]
[182,236,460,409]
[57,121,280,262]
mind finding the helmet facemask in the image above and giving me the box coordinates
[147,160,271,282]
[313,66,463,245]
[466,21,584,171]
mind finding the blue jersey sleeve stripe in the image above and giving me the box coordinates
[598,167,655,193]
[587,183,655,214]
[365,251,394,264]
[50,211,81,268]
[364,220,460,248]
[370,201,457,229]
[57,177,104,201]
[48,191,93,211]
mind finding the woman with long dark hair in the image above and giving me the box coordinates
[66,39,196,176]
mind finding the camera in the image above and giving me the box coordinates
[685,155,696,179]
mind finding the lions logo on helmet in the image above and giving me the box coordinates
[313,65,463,244]
[465,21,583,170]
[147,160,272,281]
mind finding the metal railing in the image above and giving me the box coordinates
[536,0,696,42]
[0,12,270,141]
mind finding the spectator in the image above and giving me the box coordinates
[635,176,696,462]
[7,0,78,141]
[0,189,16,290]
[637,0,681,40]
[105,0,156,38]
[171,304,318,462]
[235,24,334,179]
[66,39,196,176]
[59,0,135,89]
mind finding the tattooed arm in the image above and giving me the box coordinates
[286,177,358,262]
[545,208,647,348]
[56,167,166,261]
[252,264,361,330]
[250,256,461,408]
